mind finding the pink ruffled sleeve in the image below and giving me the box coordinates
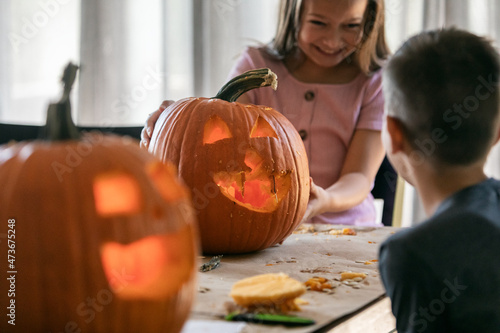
[355,70,384,131]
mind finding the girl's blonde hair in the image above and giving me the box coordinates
[270,0,390,75]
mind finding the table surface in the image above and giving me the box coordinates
[183,224,399,333]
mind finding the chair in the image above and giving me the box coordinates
[371,156,407,227]
[371,156,398,226]
[391,176,405,228]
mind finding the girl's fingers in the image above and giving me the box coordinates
[140,127,150,149]
[146,109,161,135]
[159,100,175,110]
[309,178,319,196]
[142,100,175,143]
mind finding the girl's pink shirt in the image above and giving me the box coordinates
[228,47,384,226]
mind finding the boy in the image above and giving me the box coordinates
[379,28,500,332]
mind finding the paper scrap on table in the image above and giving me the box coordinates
[181,319,248,333]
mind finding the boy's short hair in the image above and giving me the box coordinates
[383,28,500,166]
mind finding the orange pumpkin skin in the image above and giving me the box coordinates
[149,69,309,254]
[0,133,199,333]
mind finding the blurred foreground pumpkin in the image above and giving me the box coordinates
[0,63,199,333]
[149,68,309,254]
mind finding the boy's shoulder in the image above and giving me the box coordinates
[435,177,500,219]
[380,178,500,333]
[382,178,500,253]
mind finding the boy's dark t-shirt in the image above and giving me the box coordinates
[379,178,500,333]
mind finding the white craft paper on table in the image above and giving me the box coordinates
[182,319,248,333]
[187,225,400,332]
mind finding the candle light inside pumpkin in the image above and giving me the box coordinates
[93,172,142,216]
[203,115,232,144]
[250,115,278,138]
[100,224,196,300]
[214,148,291,212]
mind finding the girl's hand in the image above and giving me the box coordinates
[300,178,331,224]
[140,100,175,149]
[299,129,385,224]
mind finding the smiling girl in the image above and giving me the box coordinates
[142,0,391,226]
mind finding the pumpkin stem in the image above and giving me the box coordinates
[214,68,278,102]
[41,62,81,141]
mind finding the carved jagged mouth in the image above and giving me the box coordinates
[213,149,292,212]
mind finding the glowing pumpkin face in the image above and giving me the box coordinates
[100,227,195,300]
[207,115,292,213]
[0,134,199,333]
[94,164,197,302]
[0,64,199,332]
[149,69,309,254]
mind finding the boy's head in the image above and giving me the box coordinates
[383,28,500,174]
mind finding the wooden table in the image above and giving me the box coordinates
[183,225,399,333]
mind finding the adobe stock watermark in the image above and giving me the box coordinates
[384,0,403,25]
[407,74,497,167]
[409,277,467,332]
[214,0,243,21]
[51,131,136,182]
[55,267,135,333]
[111,65,166,121]
[8,0,73,54]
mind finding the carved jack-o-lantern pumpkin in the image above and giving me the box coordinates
[0,64,199,333]
[149,68,309,254]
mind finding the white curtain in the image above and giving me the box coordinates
[191,0,280,97]
[78,0,164,126]
[1,0,499,225]
[0,0,278,125]
[1,0,80,124]
[0,1,11,119]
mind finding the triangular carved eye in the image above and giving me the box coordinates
[203,115,232,144]
[250,116,278,139]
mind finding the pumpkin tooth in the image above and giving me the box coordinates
[240,172,246,197]
[272,175,279,203]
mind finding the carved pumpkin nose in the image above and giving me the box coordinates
[213,148,291,212]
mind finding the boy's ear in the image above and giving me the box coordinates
[385,115,407,154]
[495,127,500,145]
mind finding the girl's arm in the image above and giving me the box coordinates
[301,129,385,222]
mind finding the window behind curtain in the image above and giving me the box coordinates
[0,0,279,126]
[1,0,81,125]
[77,0,164,126]
[1,0,168,126]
